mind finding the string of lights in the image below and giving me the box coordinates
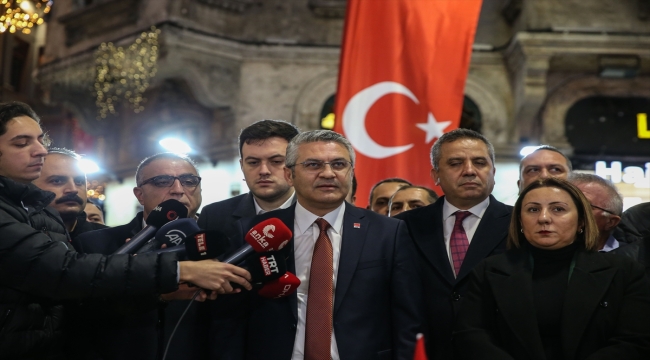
[94,26,160,119]
[0,0,51,34]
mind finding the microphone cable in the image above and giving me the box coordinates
[161,289,201,360]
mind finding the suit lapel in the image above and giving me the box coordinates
[457,196,510,281]
[233,192,256,219]
[334,205,368,314]
[409,199,456,284]
[562,251,616,360]
[488,250,546,360]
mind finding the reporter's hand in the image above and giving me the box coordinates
[179,260,252,294]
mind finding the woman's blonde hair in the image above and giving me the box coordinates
[508,177,599,251]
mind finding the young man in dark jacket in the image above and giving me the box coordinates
[0,102,252,359]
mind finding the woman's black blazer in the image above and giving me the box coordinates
[453,246,650,360]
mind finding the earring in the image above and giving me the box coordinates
[578,228,584,234]
[520,228,523,233]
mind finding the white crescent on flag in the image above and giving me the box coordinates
[342,81,416,159]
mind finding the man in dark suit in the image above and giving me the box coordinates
[220,130,422,360]
[198,119,299,249]
[197,119,299,357]
[32,148,107,239]
[396,128,512,360]
[72,152,232,360]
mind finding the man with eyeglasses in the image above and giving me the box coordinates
[569,173,639,258]
[72,152,219,360]
[217,130,423,359]
[33,148,108,240]
[0,102,251,359]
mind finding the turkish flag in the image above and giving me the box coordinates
[334,0,482,207]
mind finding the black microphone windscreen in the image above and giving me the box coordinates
[184,230,230,261]
[246,251,287,285]
[155,218,200,247]
[145,199,188,228]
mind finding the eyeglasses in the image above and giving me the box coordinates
[590,203,615,214]
[289,160,353,173]
[139,174,202,188]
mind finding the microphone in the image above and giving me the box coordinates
[220,218,292,265]
[246,251,287,287]
[184,230,231,260]
[113,199,188,254]
[257,272,300,299]
[146,230,230,260]
[136,218,200,254]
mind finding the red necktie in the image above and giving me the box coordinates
[450,211,471,276]
[304,218,333,360]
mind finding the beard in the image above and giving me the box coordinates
[57,208,82,223]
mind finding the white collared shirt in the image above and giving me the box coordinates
[599,234,620,252]
[442,197,490,276]
[254,191,296,215]
[291,201,345,360]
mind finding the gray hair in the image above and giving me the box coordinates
[136,152,198,186]
[569,173,623,216]
[429,128,495,170]
[286,130,355,167]
[48,147,81,161]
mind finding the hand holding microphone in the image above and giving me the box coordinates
[175,217,294,296]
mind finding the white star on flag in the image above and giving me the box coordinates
[416,112,452,143]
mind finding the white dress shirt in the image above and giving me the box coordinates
[254,191,296,215]
[291,201,345,360]
[442,197,490,276]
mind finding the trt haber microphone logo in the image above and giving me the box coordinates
[166,210,178,221]
[165,230,186,246]
[195,233,207,255]
[259,255,280,276]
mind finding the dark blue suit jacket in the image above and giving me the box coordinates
[395,195,512,360]
[218,202,423,360]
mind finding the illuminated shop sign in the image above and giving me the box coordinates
[595,161,650,188]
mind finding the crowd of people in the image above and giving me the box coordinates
[0,100,649,360]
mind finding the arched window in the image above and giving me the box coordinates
[320,94,336,129]
[460,96,482,133]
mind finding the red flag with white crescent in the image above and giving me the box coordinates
[333,0,482,207]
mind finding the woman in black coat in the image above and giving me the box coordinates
[454,178,650,360]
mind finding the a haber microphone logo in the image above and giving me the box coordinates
[153,206,162,212]
[165,230,186,246]
[262,225,275,238]
[195,233,207,255]
[166,210,178,221]
[259,255,280,276]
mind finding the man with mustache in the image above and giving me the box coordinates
[33,148,108,239]
[395,128,512,360]
[0,102,251,359]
